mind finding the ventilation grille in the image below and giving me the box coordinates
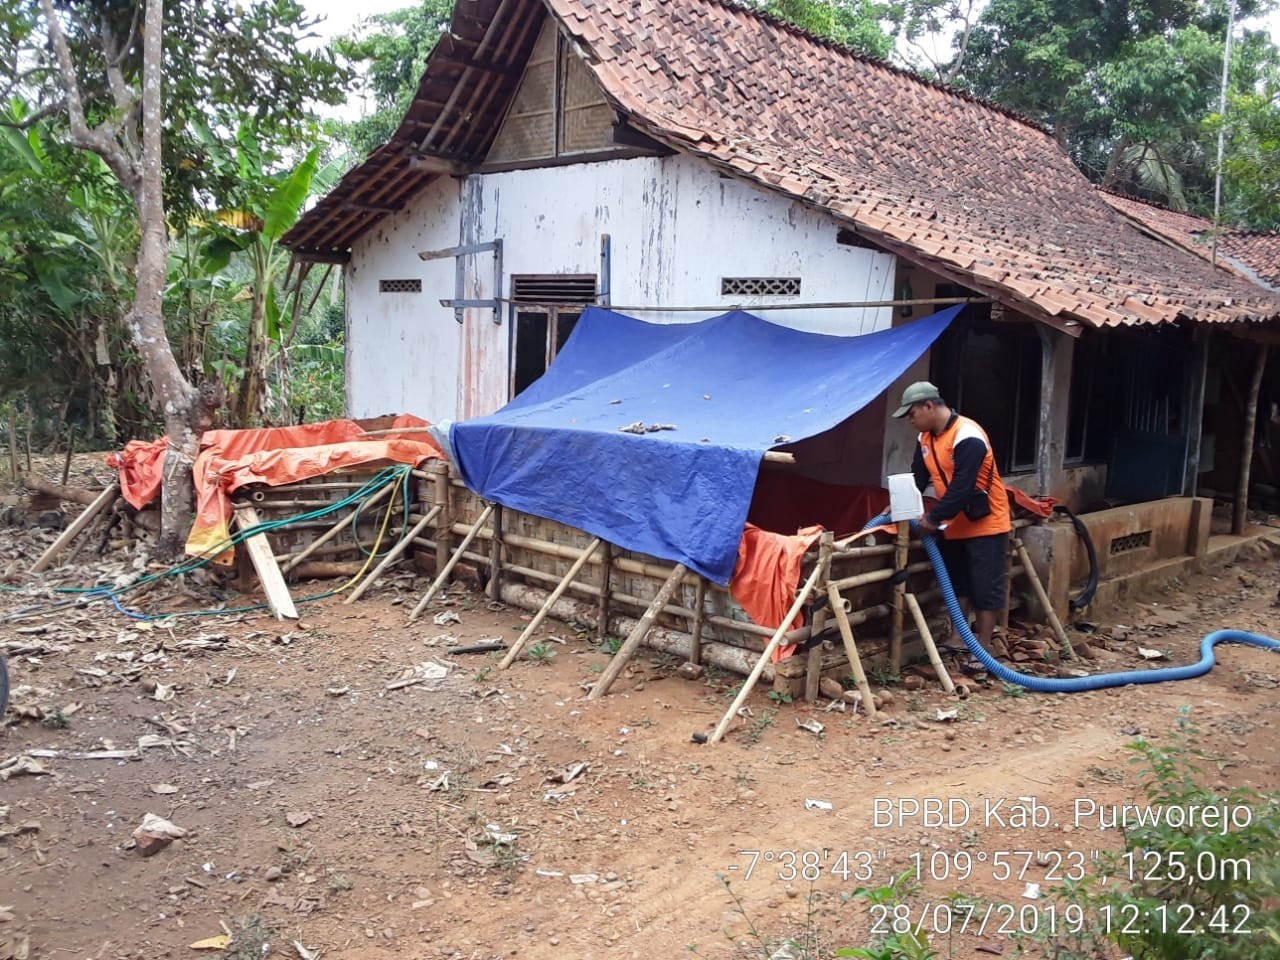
[379,279,421,293]
[511,275,598,305]
[721,277,801,297]
[1109,531,1152,555]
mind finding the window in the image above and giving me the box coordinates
[1065,331,1116,463]
[720,277,802,297]
[928,286,1041,474]
[510,275,597,396]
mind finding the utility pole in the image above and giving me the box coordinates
[1211,0,1238,266]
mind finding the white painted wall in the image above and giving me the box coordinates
[345,152,897,421]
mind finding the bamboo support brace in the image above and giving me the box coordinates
[1012,538,1077,661]
[408,502,494,621]
[343,504,442,604]
[905,592,954,693]
[827,583,878,718]
[589,563,689,700]
[279,481,395,574]
[500,537,602,668]
[31,482,119,573]
[708,560,827,742]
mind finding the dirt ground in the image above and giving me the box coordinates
[2,456,1280,960]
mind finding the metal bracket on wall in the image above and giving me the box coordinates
[421,239,504,324]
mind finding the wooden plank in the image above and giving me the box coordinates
[588,563,689,700]
[707,561,826,741]
[499,537,601,668]
[31,482,119,573]
[235,506,298,620]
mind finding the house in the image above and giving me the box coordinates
[283,0,1280,617]
[1100,190,1280,516]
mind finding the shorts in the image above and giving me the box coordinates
[936,532,1009,611]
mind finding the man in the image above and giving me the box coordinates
[892,381,1012,661]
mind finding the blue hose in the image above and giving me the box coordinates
[862,512,1280,692]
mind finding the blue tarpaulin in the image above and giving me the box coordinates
[450,305,959,585]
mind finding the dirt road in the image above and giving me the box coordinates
[2,497,1278,960]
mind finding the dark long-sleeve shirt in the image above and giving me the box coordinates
[911,414,988,524]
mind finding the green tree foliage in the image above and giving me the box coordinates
[334,0,456,158]
[0,0,351,458]
[1219,62,1280,228]
[952,0,1280,211]
[0,102,152,442]
[750,0,896,56]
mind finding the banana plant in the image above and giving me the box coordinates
[192,119,339,425]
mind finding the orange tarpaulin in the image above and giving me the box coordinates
[107,416,444,563]
[730,523,824,661]
[187,416,444,562]
[106,437,169,510]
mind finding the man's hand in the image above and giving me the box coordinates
[917,515,940,536]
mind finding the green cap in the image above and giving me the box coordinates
[891,381,942,418]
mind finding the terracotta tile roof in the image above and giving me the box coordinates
[286,0,1280,327]
[546,0,1280,328]
[1100,191,1280,290]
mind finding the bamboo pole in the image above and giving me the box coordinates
[708,560,827,742]
[432,520,708,587]
[829,558,934,592]
[408,502,494,621]
[1012,538,1077,661]
[890,523,910,674]
[497,561,774,646]
[30,482,120,573]
[805,533,836,702]
[500,538,602,668]
[827,584,878,718]
[500,580,775,681]
[488,504,504,601]
[344,504,442,604]
[589,562,689,700]
[597,541,613,641]
[432,461,451,576]
[905,592,954,692]
[689,575,706,665]
[279,480,396,574]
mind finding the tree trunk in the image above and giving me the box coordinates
[41,0,205,559]
[1233,344,1269,535]
[1101,135,1131,189]
[133,0,201,557]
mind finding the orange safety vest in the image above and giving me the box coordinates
[918,415,1012,540]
